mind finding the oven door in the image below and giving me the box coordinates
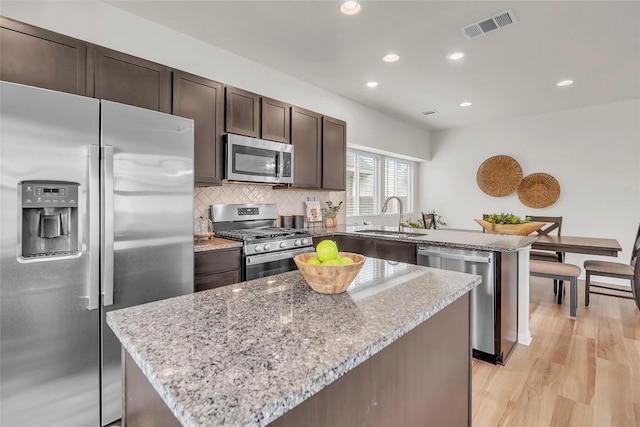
[225,134,293,184]
[245,247,314,281]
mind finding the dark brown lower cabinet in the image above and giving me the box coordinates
[314,235,417,264]
[194,248,242,292]
[121,293,471,426]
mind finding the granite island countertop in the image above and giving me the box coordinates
[307,224,537,252]
[107,257,480,427]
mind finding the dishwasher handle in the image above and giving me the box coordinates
[417,247,492,264]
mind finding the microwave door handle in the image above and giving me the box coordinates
[275,153,282,178]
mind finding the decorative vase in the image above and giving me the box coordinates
[324,217,337,228]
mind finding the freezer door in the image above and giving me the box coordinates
[0,82,101,426]
[100,100,194,425]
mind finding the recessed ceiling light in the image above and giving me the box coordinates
[459,101,472,107]
[556,79,574,87]
[447,52,465,60]
[383,53,400,63]
[366,81,378,88]
[340,1,362,15]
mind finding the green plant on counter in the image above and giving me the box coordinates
[320,201,342,218]
[402,217,424,229]
[485,213,531,225]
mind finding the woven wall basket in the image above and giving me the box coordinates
[517,173,560,208]
[476,155,523,197]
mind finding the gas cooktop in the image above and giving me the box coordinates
[216,227,310,242]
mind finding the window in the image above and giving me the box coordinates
[346,149,415,217]
[346,150,380,216]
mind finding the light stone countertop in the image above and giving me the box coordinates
[308,224,537,252]
[194,237,243,253]
[107,257,480,427]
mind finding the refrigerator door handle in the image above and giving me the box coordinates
[87,144,100,310]
[101,145,115,306]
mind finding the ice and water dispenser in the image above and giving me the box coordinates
[21,181,79,258]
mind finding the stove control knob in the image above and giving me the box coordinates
[293,239,301,247]
[301,238,309,246]
[264,244,271,251]
[279,241,287,248]
[254,245,262,252]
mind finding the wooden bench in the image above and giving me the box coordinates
[530,260,581,317]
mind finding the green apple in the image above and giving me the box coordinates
[338,256,355,265]
[316,240,339,262]
[322,259,341,266]
[306,257,322,265]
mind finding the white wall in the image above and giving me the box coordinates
[0,0,430,161]
[419,99,640,276]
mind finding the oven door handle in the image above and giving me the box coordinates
[246,247,314,265]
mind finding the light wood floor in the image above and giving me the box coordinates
[472,277,640,426]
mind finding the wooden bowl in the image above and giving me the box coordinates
[475,219,546,236]
[293,252,366,294]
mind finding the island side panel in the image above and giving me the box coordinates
[123,348,181,427]
[517,246,533,345]
[271,293,471,427]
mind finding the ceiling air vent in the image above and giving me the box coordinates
[461,9,518,40]
[421,110,438,116]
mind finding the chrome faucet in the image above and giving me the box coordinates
[381,196,404,231]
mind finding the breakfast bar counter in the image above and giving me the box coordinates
[107,257,480,426]
[307,224,537,252]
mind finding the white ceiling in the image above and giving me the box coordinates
[105,1,640,131]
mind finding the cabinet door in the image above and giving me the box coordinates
[173,71,224,186]
[375,240,417,264]
[0,18,87,95]
[94,47,170,113]
[194,270,241,292]
[261,97,291,143]
[341,236,376,257]
[291,107,322,188]
[195,248,242,276]
[225,86,260,137]
[322,116,347,190]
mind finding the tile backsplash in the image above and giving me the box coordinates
[194,183,346,225]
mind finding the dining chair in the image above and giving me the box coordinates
[583,224,640,310]
[527,216,564,299]
[527,216,563,262]
[422,213,436,230]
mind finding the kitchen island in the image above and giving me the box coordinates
[107,257,480,426]
[310,225,537,350]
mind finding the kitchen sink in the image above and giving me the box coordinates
[354,229,426,238]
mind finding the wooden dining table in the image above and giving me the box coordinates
[532,235,622,258]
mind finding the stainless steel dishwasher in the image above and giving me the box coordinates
[417,245,518,364]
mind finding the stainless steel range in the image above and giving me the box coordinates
[211,204,314,280]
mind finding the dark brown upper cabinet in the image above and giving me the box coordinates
[225,86,260,138]
[322,116,347,191]
[0,17,87,96]
[172,71,224,186]
[261,97,291,143]
[94,47,171,113]
[291,107,322,189]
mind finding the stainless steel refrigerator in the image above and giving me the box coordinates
[0,81,194,426]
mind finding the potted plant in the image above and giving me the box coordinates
[321,201,342,228]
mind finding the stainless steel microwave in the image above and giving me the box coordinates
[225,134,294,184]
